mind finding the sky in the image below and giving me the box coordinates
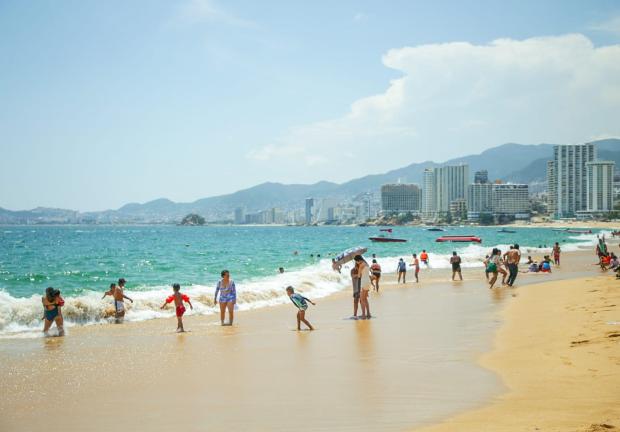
[1,0,619,211]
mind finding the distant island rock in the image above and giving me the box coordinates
[180,213,206,226]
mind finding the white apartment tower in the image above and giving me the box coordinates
[586,161,615,213]
[547,143,596,218]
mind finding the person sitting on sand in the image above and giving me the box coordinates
[102,279,133,323]
[42,287,65,337]
[526,256,534,265]
[396,258,407,284]
[214,270,236,326]
[354,255,372,319]
[160,283,193,333]
[370,259,382,292]
[609,253,619,271]
[600,253,611,271]
[286,286,315,331]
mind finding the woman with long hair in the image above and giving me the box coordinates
[214,270,236,326]
[354,255,371,319]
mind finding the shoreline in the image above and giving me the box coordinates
[0,247,617,431]
[412,273,620,432]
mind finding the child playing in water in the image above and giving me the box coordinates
[102,279,133,323]
[160,283,193,332]
[286,286,315,330]
[42,287,65,337]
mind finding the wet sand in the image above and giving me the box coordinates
[0,248,616,431]
[413,274,620,432]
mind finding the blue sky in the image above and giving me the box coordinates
[1,0,619,211]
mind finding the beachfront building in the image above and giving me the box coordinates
[546,143,596,218]
[234,207,245,224]
[491,184,530,219]
[380,183,421,215]
[315,198,340,223]
[546,161,557,217]
[474,170,489,184]
[422,164,469,219]
[305,198,314,224]
[422,169,436,219]
[467,183,493,220]
[584,161,615,214]
[449,198,467,220]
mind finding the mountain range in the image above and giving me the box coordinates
[1,139,618,224]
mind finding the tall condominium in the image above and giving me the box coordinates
[422,165,469,217]
[585,161,615,213]
[492,184,530,217]
[304,198,314,224]
[547,143,596,218]
[474,170,489,184]
[380,184,421,214]
[467,183,493,219]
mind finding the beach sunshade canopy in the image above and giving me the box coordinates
[333,246,368,267]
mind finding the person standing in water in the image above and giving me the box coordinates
[354,255,371,319]
[350,267,361,318]
[42,287,65,337]
[286,286,315,331]
[420,250,429,267]
[450,251,463,281]
[214,270,236,326]
[410,253,420,283]
[370,259,382,292]
[553,242,561,266]
[504,244,521,287]
[396,258,407,284]
[102,279,133,323]
[160,283,193,333]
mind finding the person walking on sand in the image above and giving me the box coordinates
[410,254,420,283]
[160,283,193,333]
[504,244,521,287]
[354,255,372,319]
[214,270,236,326]
[42,287,65,337]
[370,259,382,292]
[553,242,561,266]
[396,258,407,284]
[286,286,315,330]
[102,278,133,323]
[450,251,462,281]
[350,267,361,318]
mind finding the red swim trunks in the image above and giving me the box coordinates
[176,305,186,317]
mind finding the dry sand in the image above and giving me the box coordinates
[0,248,618,431]
[413,276,620,432]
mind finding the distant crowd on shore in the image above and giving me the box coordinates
[40,234,619,337]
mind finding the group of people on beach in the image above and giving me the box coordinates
[41,234,618,336]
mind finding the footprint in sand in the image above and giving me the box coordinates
[571,339,590,346]
[607,333,620,338]
[586,424,615,432]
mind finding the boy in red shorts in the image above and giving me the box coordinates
[161,283,193,332]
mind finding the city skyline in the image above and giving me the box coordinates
[1,1,620,211]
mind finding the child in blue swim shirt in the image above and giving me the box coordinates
[286,286,315,331]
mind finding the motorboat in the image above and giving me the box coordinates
[497,228,516,233]
[435,235,482,243]
[426,227,445,232]
[369,237,408,243]
[566,229,592,234]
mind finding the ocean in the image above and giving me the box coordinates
[0,225,602,337]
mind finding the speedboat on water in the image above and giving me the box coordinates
[435,235,482,243]
[426,227,445,232]
[497,228,516,233]
[566,229,592,234]
[369,236,407,243]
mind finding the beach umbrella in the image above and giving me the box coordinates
[333,246,368,268]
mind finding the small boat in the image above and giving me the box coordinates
[566,229,592,234]
[436,235,482,243]
[426,227,445,232]
[369,237,407,243]
[497,228,516,233]
[380,228,393,233]
[552,228,568,232]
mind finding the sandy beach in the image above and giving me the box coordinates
[1,247,618,431]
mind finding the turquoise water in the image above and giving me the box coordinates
[0,225,600,335]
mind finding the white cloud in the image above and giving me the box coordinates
[247,34,620,181]
[589,15,620,36]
